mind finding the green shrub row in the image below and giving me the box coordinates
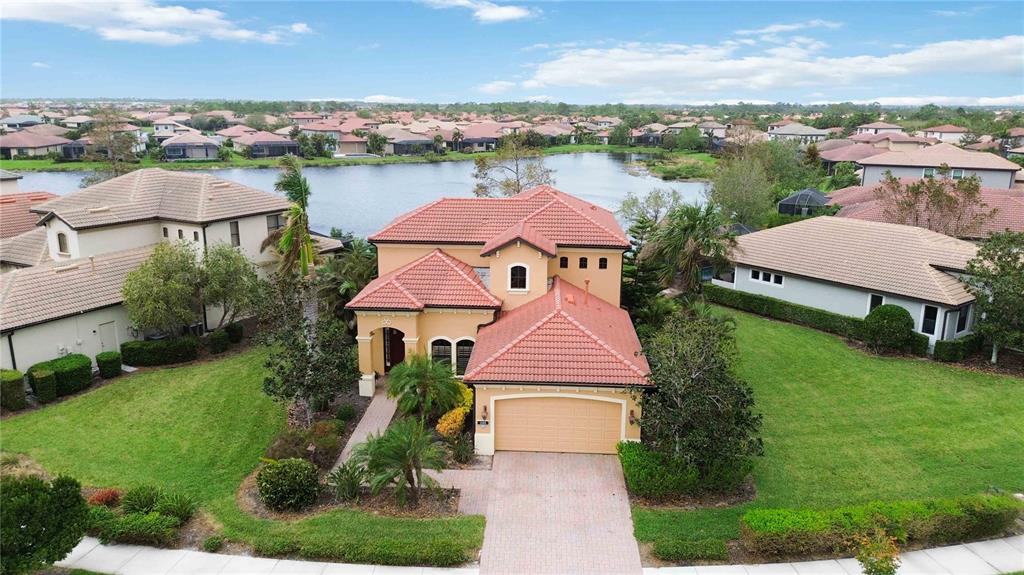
[96,351,122,379]
[740,494,1022,558]
[618,442,699,499]
[27,369,57,403]
[27,354,92,398]
[652,537,730,562]
[934,333,983,362]
[1,369,28,411]
[121,336,199,366]
[208,330,230,354]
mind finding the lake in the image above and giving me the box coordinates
[15,153,708,237]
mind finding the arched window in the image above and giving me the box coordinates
[509,264,528,290]
[430,338,452,366]
[456,340,474,376]
[599,257,608,269]
[559,256,568,269]
[579,257,588,269]
[57,232,68,253]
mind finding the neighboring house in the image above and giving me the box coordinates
[0,115,44,131]
[215,124,259,140]
[377,127,433,155]
[233,131,299,158]
[663,121,696,134]
[767,122,829,144]
[23,123,71,138]
[62,115,94,129]
[0,169,23,194]
[0,132,71,159]
[855,122,904,135]
[347,185,648,455]
[768,119,794,132]
[713,217,979,349]
[161,132,221,160]
[1006,127,1024,148]
[289,112,323,125]
[300,122,345,142]
[590,116,621,128]
[336,133,368,155]
[858,143,1021,189]
[819,143,886,173]
[849,132,935,152]
[0,191,58,237]
[697,121,727,139]
[458,123,503,152]
[0,227,49,273]
[777,188,829,216]
[921,124,969,144]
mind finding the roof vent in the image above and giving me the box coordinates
[53,263,80,273]
[86,206,110,213]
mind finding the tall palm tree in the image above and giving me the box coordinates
[262,155,316,277]
[643,202,735,293]
[387,354,461,423]
[451,128,464,152]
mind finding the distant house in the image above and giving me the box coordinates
[819,143,886,173]
[855,122,904,135]
[1006,127,1024,148]
[768,119,794,132]
[289,112,324,125]
[663,121,696,134]
[767,122,829,144]
[215,125,259,140]
[858,143,1020,189]
[161,132,221,161]
[233,131,299,158]
[153,117,194,136]
[61,115,94,129]
[378,127,434,155]
[0,115,44,131]
[698,121,727,139]
[590,116,622,128]
[300,122,345,142]
[458,123,503,152]
[336,133,368,155]
[921,124,969,144]
[0,132,71,159]
[849,132,935,152]
[777,188,829,216]
[23,123,71,138]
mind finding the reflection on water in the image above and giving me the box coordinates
[14,153,708,238]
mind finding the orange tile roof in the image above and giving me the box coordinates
[0,191,57,238]
[370,185,629,253]
[859,143,1021,171]
[346,249,501,311]
[464,277,650,386]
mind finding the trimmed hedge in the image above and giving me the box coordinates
[618,442,699,499]
[1,369,27,411]
[208,330,230,355]
[27,369,57,403]
[121,336,199,366]
[740,494,1022,558]
[256,458,320,511]
[862,305,915,353]
[96,351,122,379]
[934,333,983,362]
[652,538,730,562]
[28,354,92,397]
[225,322,244,344]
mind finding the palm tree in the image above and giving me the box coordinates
[261,155,317,278]
[354,417,444,507]
[318,238,378,330]
[643,202,735,293]
[387,354,460,423]
[451,129,464,152]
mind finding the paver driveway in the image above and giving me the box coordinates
[479,452,642,575]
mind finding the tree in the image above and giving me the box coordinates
[122,241,203,337]
[873,170,996,238]
[387,354,461,423]
[190,114,228,132]
[318,237,378,331]
[608,123,631,146]
[203,243,261,328]
[366,132,388,155]
[432,133,445,154]
[675,127,705,151]
[244,113,269,131]
[636,312,763,483]
[262,155,317,277]
[821,161,860,191]
[708,154,774,227]
[618,187,682,230]
[966,231,1024,365]
[471,135,555,197]
[353,417,444,507]
[1,475,89,575]
[451,128,464,152]
[81,108,139,185]
[958,131,982,147]
[643,203,735,292]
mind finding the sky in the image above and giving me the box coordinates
[1,1,1022,106]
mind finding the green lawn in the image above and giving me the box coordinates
[634,308,1024,551]
[0,350,484,566]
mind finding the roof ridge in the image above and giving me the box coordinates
[547,192,626,243]
[557,306,648,377]
[390,276,424,308]
[462,307,561,379]
[349,249,440,307]
[433,250,502,305]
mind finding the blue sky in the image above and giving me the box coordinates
[2,1,1022,105]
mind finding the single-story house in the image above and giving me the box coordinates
[233,131,299,158]
[23,124,71,138]
[857,143,1021,189]
[0,132,71,159]
[62,115,94,129]
[161,132,221,160]
[215,125,259,140]
[921,124,969,144]
[698,121,727,139]
[713,217,979,349]
[1,115,44,131]
[777,188,829,216]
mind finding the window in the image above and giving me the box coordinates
[162,227,168,238]
[267,214,285,232]
[951,168,965,180]
[750,269,760,281]
[456,340,474,376]
[509,264,528,290]
[57,232,68,253]
[598,257,608,269]
[579,257,588,269]
[869,294,885,312]
[750,268,783,285]
[193,231,199,241]
[229,221,240,247]
[923,167,937,177]
[773,274,783,285]
[921,305,938,335]
[956,305,970,333]
[559,256,568,269]
[430,339,452,366]
[177,229,184,239]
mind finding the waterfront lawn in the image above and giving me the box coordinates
[633,308,1024,557]
[0,349,484,566]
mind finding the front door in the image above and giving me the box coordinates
[99,321,118,352]
[383,328,405,372]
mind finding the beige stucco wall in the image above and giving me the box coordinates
[205,213,283,266]
[1,304,138,370]
[74,221,163,259]
[547,247,622,307]
[486,242,550,310]
[377,243,488,274]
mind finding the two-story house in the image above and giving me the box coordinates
[346,185,650,455]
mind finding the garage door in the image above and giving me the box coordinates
[494,396,623,454]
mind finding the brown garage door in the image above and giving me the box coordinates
[494,396,622,454]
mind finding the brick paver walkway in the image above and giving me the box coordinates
[332,379,397,469]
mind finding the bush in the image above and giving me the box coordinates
[704,284,865,339]
[934,333,982,362]
[95,351,122,379]
[740,494,1022,558]
[862,305,915,353]
[121,485,163,514]
[256,458,320,511]
[28,354,92,397]
[208,330,230,355]
[455,381,473,410]
[265,428,311,461]
[0,475,89,575]
[225,322,244,343]
[202,535,225,552]
[92,511,180,546]
[1,369,27,411]
[335,403,357,423]
[27,368,56,404]
[121,336,199,366]
[448,433,475,465]
[327,460,364,502]
[436,406,468,439]
[87,488,122,508]
[617,442,699,499]
[652,538,729,562]
[856,528,901,575]
[154,492,197,523]
[909,333,930,357]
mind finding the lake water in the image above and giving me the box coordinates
[15,153,708,237]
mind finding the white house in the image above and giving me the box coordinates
[921,124,969,144]
[713,217,979,349]
[855,122,905,135]
[697,121,727,139]
[766,122,829,144]
[858,143,1021,189]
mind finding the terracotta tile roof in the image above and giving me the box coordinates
[30,168,290,230]
[0,227,48,267]
[731,217,978,306]
[857,122,903,129]
[346,249,501,311]
[215,125,258,138]
[463,277,650,386]
[160,132,220,147]
[849,132,935,145]
[0,132,71,149]
[370,185,629,252]
[859,143,1020,172]
[1,245,155,332]
[22,124,71,137]
[924,124,969,133]
[0,191,57,237]
[819,143,886,163]
[233,131,295,146]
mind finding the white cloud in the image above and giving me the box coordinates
[1,1,304,45]
[735,19,842,36]
[477,80,517,94]
[31,62,51,69]
[422,0,536,23]
[361,94,417,104]
[813,94,1024,106]
[932,6,988,17]
[525,94,555,102]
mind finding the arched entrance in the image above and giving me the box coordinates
[382,327,405,372]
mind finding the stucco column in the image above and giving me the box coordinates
[355,335,375,397]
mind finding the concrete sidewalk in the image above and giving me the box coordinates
[332,380,397,469]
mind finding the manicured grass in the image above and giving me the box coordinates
[633,308,1024,553]
[0,349,484,566]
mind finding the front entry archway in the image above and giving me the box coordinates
[383,327,405,372]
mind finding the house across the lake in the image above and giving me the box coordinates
[858,143,1021,189]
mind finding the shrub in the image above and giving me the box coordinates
[92,511,180,546]
[435,406,468,439]
[225,322,244,343]
[256,458,320,512]
[27,369,56,404]
[202,535,224,552]
[95,351,122,379]
[740,494,1022,558]
[455,381,473,410]
[652,538,729,562]
[1,369,27,411]
[909,333,930,357]
[326,460,364,502]
[934,333,982,362]
[208,330,230,355]
[856,528,900,575]
[121,485,164,514]
[154,492,197,523]
[87,488,122,508]
[0,475,89,575]
[448,433,475,465]
[28,354,92,397]
[704,283,864,339]
[862,305,915,353]
[120,336,199,366]
[335,403,357,423]
[265,428,311,461]
[617,442,699,499]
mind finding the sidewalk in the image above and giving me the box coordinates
[57,535,1023,575]
[332,380,397,469]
